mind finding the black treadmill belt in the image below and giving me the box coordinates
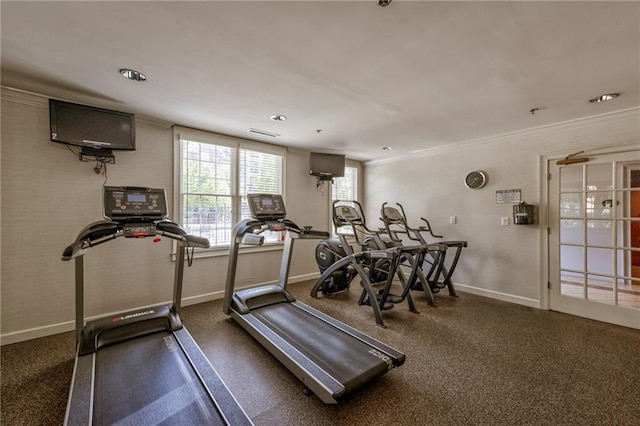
[94,331,224,425]
[251,303,390,393]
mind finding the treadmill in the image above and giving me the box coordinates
[63,186,252,425]
[223,193,405,404]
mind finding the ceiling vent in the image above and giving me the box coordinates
[247,128,280,138]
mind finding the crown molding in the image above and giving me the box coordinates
[366,107,640,167]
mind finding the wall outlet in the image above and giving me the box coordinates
[501,217,509,226]
[450,216,457,224]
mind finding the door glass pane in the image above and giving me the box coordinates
[560,193,582,218]
[560,166,583,191]
[561,245,583,270]
[586,163,612,189]
[586,273,614,305]
[561,219,583,244]
[560,271,584,298]
[586,220,613,246]
[586,191,613,218]
[586,247,613,275]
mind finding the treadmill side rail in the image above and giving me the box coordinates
[230,310,346,404]
[173,327,253,426]
[64,348,95,426]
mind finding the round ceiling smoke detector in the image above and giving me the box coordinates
[120,69,146,81]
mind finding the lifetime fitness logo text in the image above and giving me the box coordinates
[112,309,155,322]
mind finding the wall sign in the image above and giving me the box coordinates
[496,189,521,204]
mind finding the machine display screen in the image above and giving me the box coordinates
[247,193,286,220]
[103,186,168,221]
[127,194,146,203]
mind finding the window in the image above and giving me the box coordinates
[175,127,284,248]
[331,164,359,235]
[332,165,358,202]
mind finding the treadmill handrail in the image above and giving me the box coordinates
[62,220,209,261]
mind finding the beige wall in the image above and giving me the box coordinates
[364,108,640,303]
[0,88,333,343]
[2,86,638,344]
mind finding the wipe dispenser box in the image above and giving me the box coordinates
[513,201,535,225]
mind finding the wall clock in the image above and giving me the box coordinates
[465,170,488,189]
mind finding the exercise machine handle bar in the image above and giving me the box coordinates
[231,217,328,245]
[62,218,209,347]
[382,202,444,239]
[386,202,443,239]
[380,202,421,244]
[379,203,448,254]
[398,203,467,248]
[418,217,444,239]
[332,199,382,246]
[62,219,210,261]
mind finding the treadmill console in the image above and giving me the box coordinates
[247,193,286,221]
[104,186,168,222]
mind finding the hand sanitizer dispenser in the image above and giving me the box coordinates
[513,201,535,225]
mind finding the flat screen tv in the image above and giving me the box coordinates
[309,152,345,179]
[49,99,136,152]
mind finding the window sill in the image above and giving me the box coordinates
[171,242,284,261]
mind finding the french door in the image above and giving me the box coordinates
[548,149,640,329]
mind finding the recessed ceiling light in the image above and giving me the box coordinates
[119,69,146,81]
[270,114,287,121]
[589,93,619,103]
[382,146,393,150]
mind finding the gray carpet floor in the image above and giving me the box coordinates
[2,280,640,425]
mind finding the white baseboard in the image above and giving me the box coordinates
[0,321,76,346]
[2,275,541,345]
[455,283,541,308]
[0,272,322,346]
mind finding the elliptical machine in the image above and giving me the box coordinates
[312,200,418,328]
[380,202,467,297]
[315,238,356,295]
[314,200,395,296]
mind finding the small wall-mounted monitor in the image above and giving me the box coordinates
[49,99,136,154]
[309,152,345,180]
